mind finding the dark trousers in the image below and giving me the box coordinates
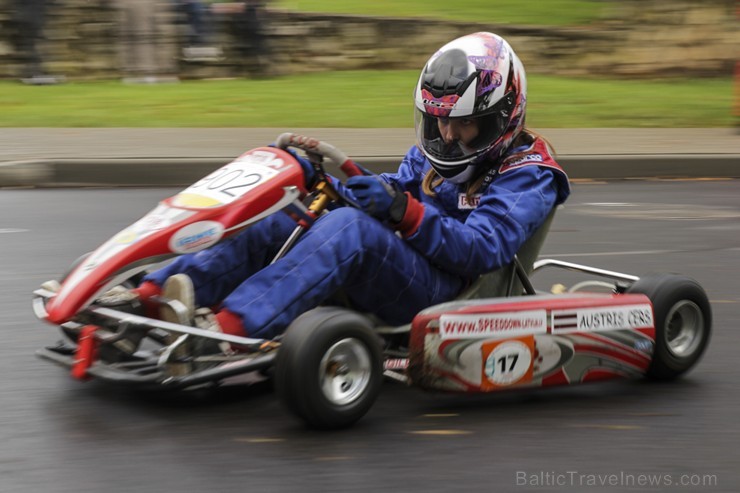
[14,0,48,77]
[173,0,212,46]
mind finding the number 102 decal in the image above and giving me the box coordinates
[174,150,286,208]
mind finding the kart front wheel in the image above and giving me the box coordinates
[275,307,383,429]
[627,274,711,380]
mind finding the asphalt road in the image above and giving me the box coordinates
[1,179,739,493]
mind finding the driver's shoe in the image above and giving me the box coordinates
[80,285,146,360]
[160,274,196,376]
[192,308,234,356]
[95,286,145,317]
[96,285,140,307]
[160,274,195,325]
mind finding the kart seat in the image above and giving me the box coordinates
[456,208,556,300]
[373,209,556,335]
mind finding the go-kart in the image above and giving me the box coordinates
[33,134,712,429]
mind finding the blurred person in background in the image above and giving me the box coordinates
[12,0,62,84]
[101,32,570,356]
[238,0,270,74]
[115,0,179,83]
[172,0,222,62]
[212,0,272,76]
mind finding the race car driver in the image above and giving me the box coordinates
[108,31,571,349]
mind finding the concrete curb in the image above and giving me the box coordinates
[1,154,738,187]
[558,154,740,181]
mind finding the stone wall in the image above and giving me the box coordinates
[267,0,737,78]
[0,0,736,80]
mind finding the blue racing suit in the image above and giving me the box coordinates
[144,136,570,338]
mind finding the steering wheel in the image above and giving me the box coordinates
[274,133,368,179]
[274,133,371,215]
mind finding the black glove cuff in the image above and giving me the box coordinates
[388,190,409,224]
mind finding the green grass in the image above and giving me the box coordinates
[0,72,733,128]
[271,0,607,25]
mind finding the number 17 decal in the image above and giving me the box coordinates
[481,336,535,390]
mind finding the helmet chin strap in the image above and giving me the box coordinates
[452,153,501,185]
[479,160,501,186]
[446,164,478,184]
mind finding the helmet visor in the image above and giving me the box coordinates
[415,91,516,169]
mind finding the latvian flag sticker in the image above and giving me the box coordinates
[551,310,579,333]
[551,305,654,334]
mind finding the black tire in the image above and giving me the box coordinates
[627,274,711,380]
[275,307,383,429]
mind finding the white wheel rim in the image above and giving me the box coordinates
[319,338,372,406]
[665,300,704,358]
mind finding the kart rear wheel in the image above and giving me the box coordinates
[627,274,711,380]
[275,307,382,429]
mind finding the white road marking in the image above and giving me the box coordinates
[582,202,636,207]
[543,249,677,258]
[0,228,28,233]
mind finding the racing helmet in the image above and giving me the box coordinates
[414,32,527,183]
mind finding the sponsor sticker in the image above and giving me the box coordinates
[458,193,482,210]
[551,304,654,333]
[113,213,173,245]
[439,310,547,340]
[169,221,224,254]
[136,214,170,232]
[384,358,409,371]
[481,337,534,388]
[499,153,544,173]
[113,230,138,245]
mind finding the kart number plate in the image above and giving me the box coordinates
[174,151,284,208]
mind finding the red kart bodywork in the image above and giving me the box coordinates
[409,293,656,392]
[44,147,307,325]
